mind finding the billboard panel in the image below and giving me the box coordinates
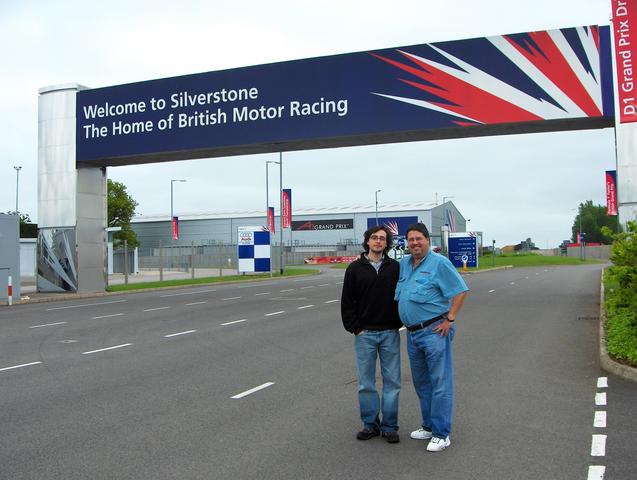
[367,216,418,236]
[76,26,614,166]
[292,219,354,231]
[606,170,618,215]
[448,232,479,268]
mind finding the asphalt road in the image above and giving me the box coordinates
[0,264,635,480]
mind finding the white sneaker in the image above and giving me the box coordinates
[410,428,433,440]
[426,436,451,452]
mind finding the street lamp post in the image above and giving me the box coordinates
[266,160,280,277]
[13,166,22,215]
[171,179,186,240]
[375,189,381,225]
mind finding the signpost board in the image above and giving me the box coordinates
[237,226,271,273]
[448,232,479,268]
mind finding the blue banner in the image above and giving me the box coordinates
[76,26,613,165]
[448,233,478,268]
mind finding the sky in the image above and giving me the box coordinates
[0,0,616,248]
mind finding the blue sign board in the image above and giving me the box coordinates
[76,26,613,166]
[448,233,478,268]
[237,227,270,273]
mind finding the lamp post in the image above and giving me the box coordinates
[13,166,22,215]
[266,160,280,277]
[375,189,381,225]
[170,179,186,240]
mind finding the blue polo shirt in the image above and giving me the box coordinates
[395,250,469,327]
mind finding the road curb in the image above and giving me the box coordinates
[599,268,637,383]
[462,265,513,275]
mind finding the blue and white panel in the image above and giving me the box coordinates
[237,227,271,273]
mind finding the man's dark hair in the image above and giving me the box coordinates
[362,225,393,255]
[406,222,430,239]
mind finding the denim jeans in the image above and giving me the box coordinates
[406,320,455,438]
[354,329,401,432]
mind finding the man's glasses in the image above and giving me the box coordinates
[370,235,387,241]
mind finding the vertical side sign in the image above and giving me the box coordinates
[267,207,275,233]
[282,189,292,229]
[237,227,271,273]
[606,170,619,215]
[172,216,179,240]
[613,0,637,122]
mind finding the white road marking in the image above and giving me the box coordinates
[488,289,495,293]
[265,311,284,316]
[221,319,246,326]
[510,282,515,285]
[164,330,197,338]
[300,286,314,289]
[160,289,216,297]
[82,343,132,355]
[324,299,339,304]
[222,296,242,300]
[525,276,529,279]
[0,361,42,372]
[46,299,127,311]
[91,313,125,320]
[29,321,67,329]
[279,289,294,292]
[591,434,607,456]
[597,377,608,388]
[186,301,208,306]
[318,284,329,287]
[587,466,605,480]
[594,411,607,428]
[255,292,271,296]
[595,392,607,406]
[297,305,314,309]
[231,382,275,399]
[144,307,170,312]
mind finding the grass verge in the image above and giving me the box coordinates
[106,267,318,292]
[331,253,602,270]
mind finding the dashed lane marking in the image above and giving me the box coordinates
[29,321,67,329]
[324,300,339,304]
[0,361,42,372]
[144,307,170,312]
[265,311,284,316]
[591,435,607,456]
[160,289,216,297]
[82,344,132,355]
[297,305,314,309]
[164,330,197,338]
[587,466,605,480]
[231,382,275,399]
[222,296,242,300]
[594,411,607,428]
[46,300,127,311]
[185,301,208,306]
[221,319,246,326]
[91,313,125,320]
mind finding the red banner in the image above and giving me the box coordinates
[613,0,637,123]
[606,170,618,215]
[172,216,179,240]
[282,189,292,229]
[267,206,275,233]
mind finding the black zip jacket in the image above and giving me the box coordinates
[340,253,402,334]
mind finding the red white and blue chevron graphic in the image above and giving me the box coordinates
[371,26,607,126]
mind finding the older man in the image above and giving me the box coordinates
[395,223,468,452]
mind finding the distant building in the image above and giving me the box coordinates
[131,201,466,255]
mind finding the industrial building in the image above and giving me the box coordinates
[131,201,466,255]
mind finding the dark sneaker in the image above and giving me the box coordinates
[356,427,380,440]
[382,431,400,443]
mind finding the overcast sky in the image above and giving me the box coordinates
[0,0,615,248]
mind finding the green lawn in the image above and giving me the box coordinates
[106,267,319,292]
[331,253,603,270]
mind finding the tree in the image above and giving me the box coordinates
[107,179,139,248]
[571,200,619,244]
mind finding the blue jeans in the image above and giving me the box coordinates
[406,321,455,438]
[354,329,401,432]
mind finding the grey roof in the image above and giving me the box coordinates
[133,201,439,223]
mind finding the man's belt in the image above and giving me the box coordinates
[406,313,448,332]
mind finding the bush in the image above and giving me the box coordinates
[602,221,637,366]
